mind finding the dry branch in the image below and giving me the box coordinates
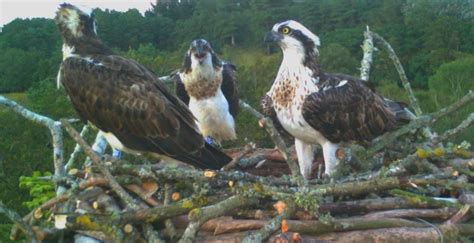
[433,112,474,144]
[363,208,457,220]
[61,119,138,209]
[61,119,163,241]
[242,202,294,242]
[360,26,374,81]
[65,124,91,170]
[239,99,301,181]
[368,91,474,156]
[0,95,66,194]
[370,32,422,116]
[179,195,258,243]
[0,201,38,242]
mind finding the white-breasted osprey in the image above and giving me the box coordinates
[174,39,239,145]
[263,20,409,178]
[55,4,231,169]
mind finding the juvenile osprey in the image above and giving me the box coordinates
[55,4,231,169]
[175,39,239,144]
[264,20,408,178]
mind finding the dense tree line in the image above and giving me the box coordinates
[0,0,473,92]
[0,1,473,239]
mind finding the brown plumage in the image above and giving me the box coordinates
[261,94,295,143]
[302,73,403,144]
[56,4,231,169]
[175,63,239,119]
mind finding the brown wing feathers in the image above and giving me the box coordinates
[302,74,399,144]
[61,55,230,169]
[221,63,240,119]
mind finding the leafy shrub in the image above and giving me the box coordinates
[427,56,474,143]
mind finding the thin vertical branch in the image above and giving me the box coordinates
[369,32,423,116]
[65,124,91,170]
[61,119,163,242]
[0,95,66,195]
[360,26,374,82]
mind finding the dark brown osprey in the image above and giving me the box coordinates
[55,3,231,169]
[174,39,239,144]
[263,20,409,178]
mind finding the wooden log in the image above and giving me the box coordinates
[179,195,258,243]
[363,208,457,220]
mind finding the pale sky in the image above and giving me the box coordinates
[0,0,155,27]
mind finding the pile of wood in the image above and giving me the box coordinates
[7,96,474,242]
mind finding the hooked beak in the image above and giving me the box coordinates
[264,31,283,43]
[192,46,208,64]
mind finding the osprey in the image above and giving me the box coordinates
[175,39,239,144]
[55,4,231,169]
[264,20,409,178]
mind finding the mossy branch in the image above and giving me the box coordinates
[179,195,258,243]
[239,99,302,183]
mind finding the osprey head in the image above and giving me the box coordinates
[183,39,221,73]
[265,20,320,56]
[188,39,214,65]
[55,3,97,41]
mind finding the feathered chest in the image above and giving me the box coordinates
[270,65,319,112]
[269,65,326,143]
[180,66,222,100]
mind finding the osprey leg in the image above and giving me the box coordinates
[322,142,339,176]
[295,139,315,179]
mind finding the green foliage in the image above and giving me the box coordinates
[19,171,55,210]
[427,56,474,143]
[26,79,75,119]
[320,43,359,75]
[0,224,15,243]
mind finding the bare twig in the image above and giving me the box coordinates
[65,124,91,170]
[370,32,422,116]
[433,113,474,144]
[446,205,471,224]
[368,91,474,156]
[223,143,255,171]
[61,119,163,241]
[61,119,138,209]
[242,202,294,243]
[360,26,374,81]
[239,99,302,182]
[0,201,38,242]
[0,95,66,194]
[163,184,177,240]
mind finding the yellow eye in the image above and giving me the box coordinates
[282,27,290,34]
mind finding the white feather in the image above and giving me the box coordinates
[103,132,141,156]
[336,80,348,87]
[62,44,77,60]
[62,9,82,37]
[189,89,236,143]
[56,66,62,89]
